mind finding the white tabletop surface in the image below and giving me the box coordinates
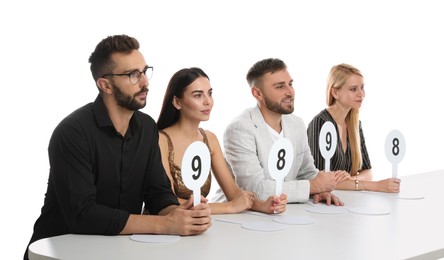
[29,169,444,260]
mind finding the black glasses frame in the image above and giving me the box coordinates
[102,66,153,85]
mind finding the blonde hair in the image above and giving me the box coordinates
[327,64,363,175]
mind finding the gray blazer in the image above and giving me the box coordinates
[220,106,318,203]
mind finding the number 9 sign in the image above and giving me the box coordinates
[319,121,337,172]
[385,129,406,178]
[182,141,211,206]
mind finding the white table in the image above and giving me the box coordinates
[29,169,444,260]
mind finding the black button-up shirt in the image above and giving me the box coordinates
[28,95,179,246]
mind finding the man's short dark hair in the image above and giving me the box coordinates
[246,58,287,87]
[88,34,140,81]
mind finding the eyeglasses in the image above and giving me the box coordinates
[102,66,153,85]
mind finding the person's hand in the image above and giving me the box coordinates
[270,193,287,214]
[251,193,287,214]
[375,178,401,193]
[312,192,344,206]
[229,190,254,213]
[166,195,212,235]
[333,170,351,183]
[310,171,337,194]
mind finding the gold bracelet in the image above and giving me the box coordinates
[355,176,359,190]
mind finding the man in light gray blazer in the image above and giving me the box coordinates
[215,58,343,205]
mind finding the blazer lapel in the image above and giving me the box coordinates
[281,115,295,141]
[250,106,274,148]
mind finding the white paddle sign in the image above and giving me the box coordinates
[268,138,294,196]
[181,141,211,206]
[319,121,337,172]
[385,129,406,178]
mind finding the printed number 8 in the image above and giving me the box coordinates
[392,138,400,156]
[276,149,286,170]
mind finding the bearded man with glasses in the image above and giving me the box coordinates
[24,34,212,260]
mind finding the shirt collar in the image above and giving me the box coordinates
[93,94,114,128]
[92,94,141,135]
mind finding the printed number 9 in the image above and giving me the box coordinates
[191,155,202,180]
[326,132,332,151]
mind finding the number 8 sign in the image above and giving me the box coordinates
[182,141,211,206]
[385,129,406,178]
[268,138,294,196]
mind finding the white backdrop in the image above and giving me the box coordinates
[1,1,443,258]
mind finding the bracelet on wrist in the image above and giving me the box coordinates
[355,175,359,190]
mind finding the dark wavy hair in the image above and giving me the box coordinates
[157,67,209,130]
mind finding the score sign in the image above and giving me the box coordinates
[319,121,337,172]
[385,129,406,178]
[268,138,294,196]
[182,141,211,206]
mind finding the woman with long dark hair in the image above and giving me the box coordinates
[157,67,287,214]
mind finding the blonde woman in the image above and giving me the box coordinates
[307,64,400,192]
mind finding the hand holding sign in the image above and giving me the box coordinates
[385,129,406,178]
[319,121,337,172]
[181,141,211,206]
[268,138,294,197]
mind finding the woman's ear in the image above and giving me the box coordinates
[331,88,339,99]
[172,96,181,110]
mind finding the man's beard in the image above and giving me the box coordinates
[264,96,294,114]
[112,84,147,111]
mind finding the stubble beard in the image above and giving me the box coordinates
[264,97,294,115]
[112,84,147,111]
